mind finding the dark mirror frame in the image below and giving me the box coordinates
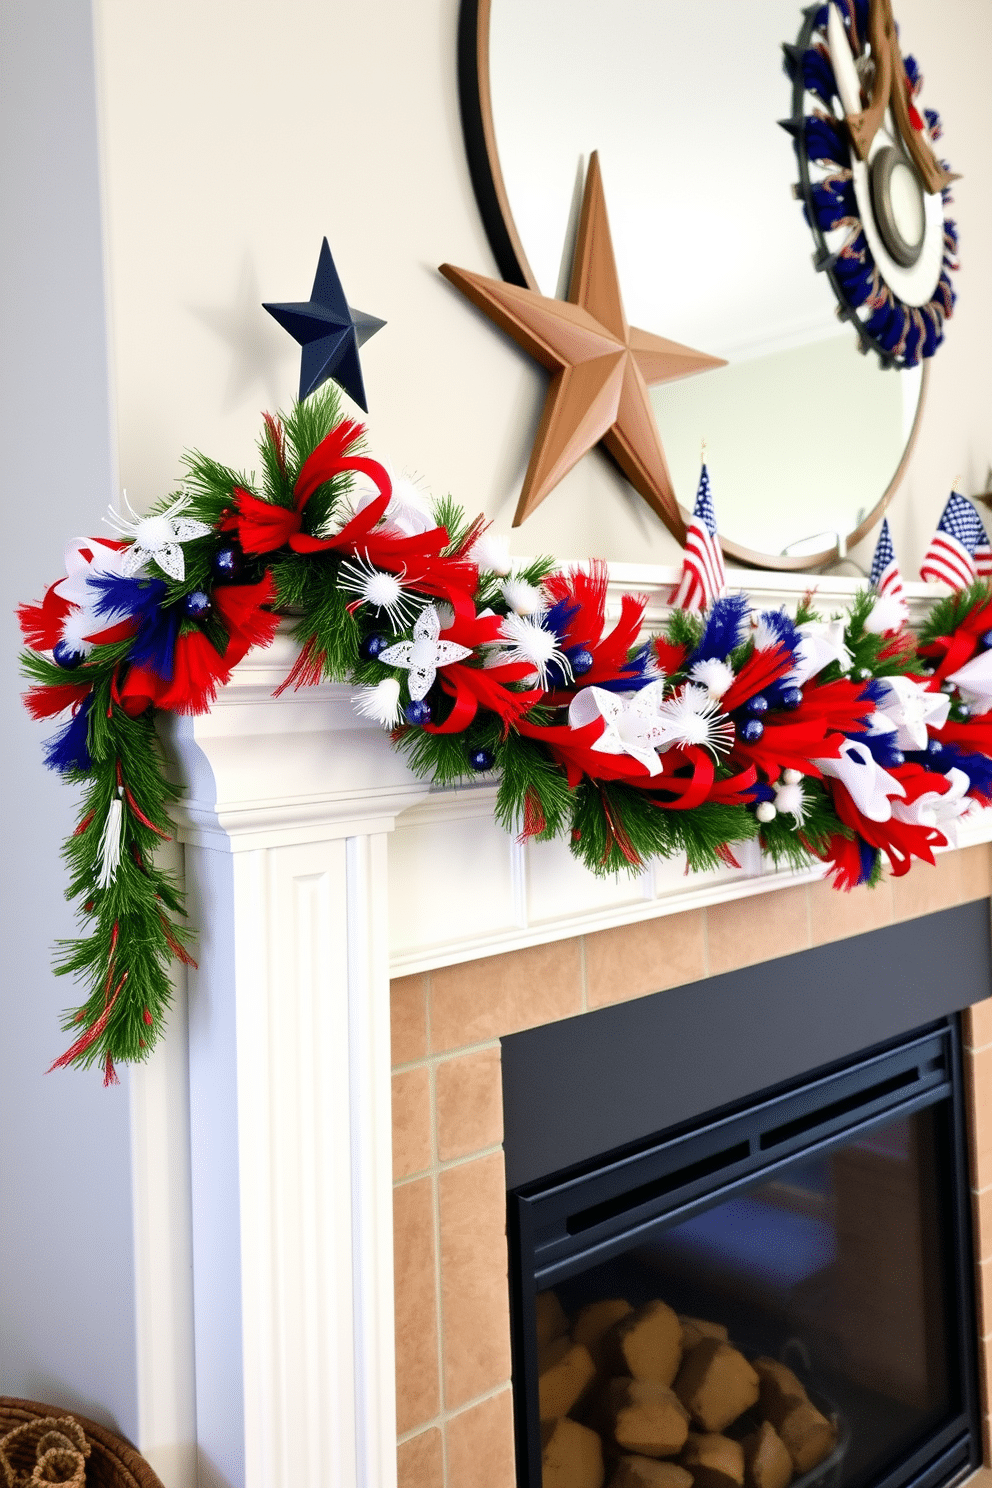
[454,0,930,573]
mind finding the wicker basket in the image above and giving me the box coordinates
[0,1399,164,1488]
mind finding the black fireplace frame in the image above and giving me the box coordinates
[506,1017,980,1488]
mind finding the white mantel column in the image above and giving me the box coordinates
[164,636,426,1488]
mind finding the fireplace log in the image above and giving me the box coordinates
[775,1402,837,1474]
[742,1421,793,1488]
[598,1377,691,1457]
[680,1431,746,1488]
[609,1456,695,1488]
[539,1336,597,1420]
[575,1299,635,1367]
[674,1339,760,1432]
[541,1417,605,1488]
[604,1300,684,1385]
[751,1360,807,1428]
[536,1290,571,1349]
[680,1317,729,1353]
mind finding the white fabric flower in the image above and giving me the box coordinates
[815,739,906,821]
[787,618,852,686]
[873,675,950,751]
[378,603,472,701]
[53,537,134,652]
[568,681,671,775]
[947,650,992,714]
[352,466,435,538]
[104,493,211,581]
[863,593,910,635]
[890,767,972,846]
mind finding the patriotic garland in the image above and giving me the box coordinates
[17,390,992,1079]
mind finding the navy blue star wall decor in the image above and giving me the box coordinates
[263,238,385,409]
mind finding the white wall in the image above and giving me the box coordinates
[91,0,992,573]
[0,0,139,1439]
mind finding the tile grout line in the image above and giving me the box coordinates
[393,1142,506,1190]
[395,1378,513,1447]
[392,1035,503,1076]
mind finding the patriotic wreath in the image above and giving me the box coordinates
[17,389,992,1079]
[785,0,958,368]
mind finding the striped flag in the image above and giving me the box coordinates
[671,463,727,611]
[869,518,906,600]
[920,492,992,589]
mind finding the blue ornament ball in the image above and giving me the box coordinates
[183,590,211,618]
[360,633,389,661]
[213,546,240,578]
[405,699,432,726]
[570,649,594,676]
[469,747,495,772]
[745,694,769,716]
[927,738,944,757]
[53,640,85,669]
[780,687,803,710]
[741,718,765,743]
[981,630,992,650]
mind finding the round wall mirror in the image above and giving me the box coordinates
[459,0,932,570]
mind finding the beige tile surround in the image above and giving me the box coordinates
[391,845,992,1488]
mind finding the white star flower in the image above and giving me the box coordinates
[378,604,472,701]
[568,681,734,773]
[568,681,671,775]
[104,492,211,582]
[873,675,950,751]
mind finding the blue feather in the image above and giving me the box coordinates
[595,643,655,694]
[856,839,878,885]
[88,571,178,681]
[690,595,750,666]
[43,696,93,776]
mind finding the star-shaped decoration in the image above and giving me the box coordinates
[264,237,385,409]
[379,604,472,701]
[874,675,950,751]
[948,651,992,714]
[439,152,726,538]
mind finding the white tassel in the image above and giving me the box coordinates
[96,789,124,890]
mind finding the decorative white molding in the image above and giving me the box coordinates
[134,562,990,1487]
[161,674,427,1488]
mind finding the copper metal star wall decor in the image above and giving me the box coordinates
[440,152,725,539]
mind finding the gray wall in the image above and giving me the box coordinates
[0,0,139,1435]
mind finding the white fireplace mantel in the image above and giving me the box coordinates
[130,567,992,1488]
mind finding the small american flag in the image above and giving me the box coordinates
[869,518,906,600]
[920,492,992,589]
[671,463,727,611]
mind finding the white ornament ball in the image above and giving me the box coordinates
[470,531,513,577]
[689,658,735,699]
[134,514,175,547]
[755,801,777,824]
[782,768,802,786]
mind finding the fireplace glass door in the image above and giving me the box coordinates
[508,1023,978,1488]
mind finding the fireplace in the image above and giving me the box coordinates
[501,906,989,1488]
